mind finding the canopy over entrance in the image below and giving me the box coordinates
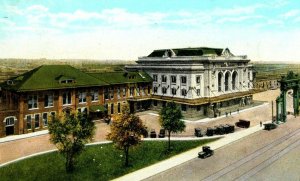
[89,105,107,113]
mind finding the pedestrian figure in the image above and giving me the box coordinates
[237,108,239,113]
[219,111,221,117]
[230,111,231,115]
[260,121,262,127]
[226,112,228,117]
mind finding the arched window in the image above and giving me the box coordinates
[225,72,230,91]
[232,71,238,90]
[218,72,223,92]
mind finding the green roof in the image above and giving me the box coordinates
[2,65,108,92]
[148,47,224,57]
[89,71,152,84]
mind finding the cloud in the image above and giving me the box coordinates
[27,5,48,12]
[281,9,300,19]
[0,19,16,26]
[217,15,264,24]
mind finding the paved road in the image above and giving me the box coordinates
[145,115,300,181]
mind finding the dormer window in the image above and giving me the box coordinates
[60,79,74,84]
[58,75,75,84]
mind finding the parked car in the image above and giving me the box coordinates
[264,123,277,131]
[235,119,250,128]
[158,129,166,138]
[198,146,214,159]
[206,127,214,136]
[194,128,203,137]
[150,129,157,138]
[226,124,235,133]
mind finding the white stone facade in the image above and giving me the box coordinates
[127,48,253,100]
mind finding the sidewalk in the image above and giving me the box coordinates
[0,130,49,144]
[114,121,271,181]
[148,102,269,123]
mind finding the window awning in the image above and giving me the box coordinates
[89,105,107,113]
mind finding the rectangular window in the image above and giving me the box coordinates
[111,103,114,114]
[50,112,56,118]
[197,105,201,111]
[181,76,187,84]
[153,74,158,82]
[171,75,176,84]
[44,94,54,107]
[172,88,177,95]
[28,95,38,109]
[161,75,167,83]
[196,89,201,96]
[104,88,109,100]
[196,75,201,84]
[118,103,121,113]
[130,87,134,97]
[79,91,87,103]
[153,87,158,93]
[35,114,40,128]
[122,87,126,97]
[26,115,31,130]
[42,113,48,127]
[91,90,99,101]
[117,87,121,99]
[109,88,114,99]
[63,92,71,105]
[181,89,187,96]
[153,100,157,106]
[181,104,187,111]
[162,87,167,94]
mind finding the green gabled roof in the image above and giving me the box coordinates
[2,65,108,92]
[89,71,152,84]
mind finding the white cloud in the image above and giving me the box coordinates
[0,19,16,26]
[282,9,300,19]
[217,15,263,24]
[27,5,48,12]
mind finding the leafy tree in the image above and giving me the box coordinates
[160,102,186,150]
[48,112,95,173]
[107,104,146,167]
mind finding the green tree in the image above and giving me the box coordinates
[160,102,186,150]
[48,112,95,173]
[107,104,146,167]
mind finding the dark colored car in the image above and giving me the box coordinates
[158,129,166,138]
[235,119,250,128]
[198,146,214,159]
[264,123,277,131]
[206,127,214,136]
[150,129,157,138]
[194,128,203,137]
[215,125,225,135]
[226,124,235,133]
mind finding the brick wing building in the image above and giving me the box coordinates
[0,65,152,137]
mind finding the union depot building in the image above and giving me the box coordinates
[0,47,255,137]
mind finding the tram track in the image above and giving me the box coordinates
[202,127,300,181]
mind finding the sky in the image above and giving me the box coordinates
[0,0,300,62]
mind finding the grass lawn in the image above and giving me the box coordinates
[0,139,217,181]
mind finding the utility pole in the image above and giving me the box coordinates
[272,100,274,123]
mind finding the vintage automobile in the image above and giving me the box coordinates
[194,128,203,137]
[158,129,166,138]
[264,123,277,131]
[206,127,214,136]
[150,129,157,138]
[198,146,214,159]
[235,119,250,128]
[226,124,235,133]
